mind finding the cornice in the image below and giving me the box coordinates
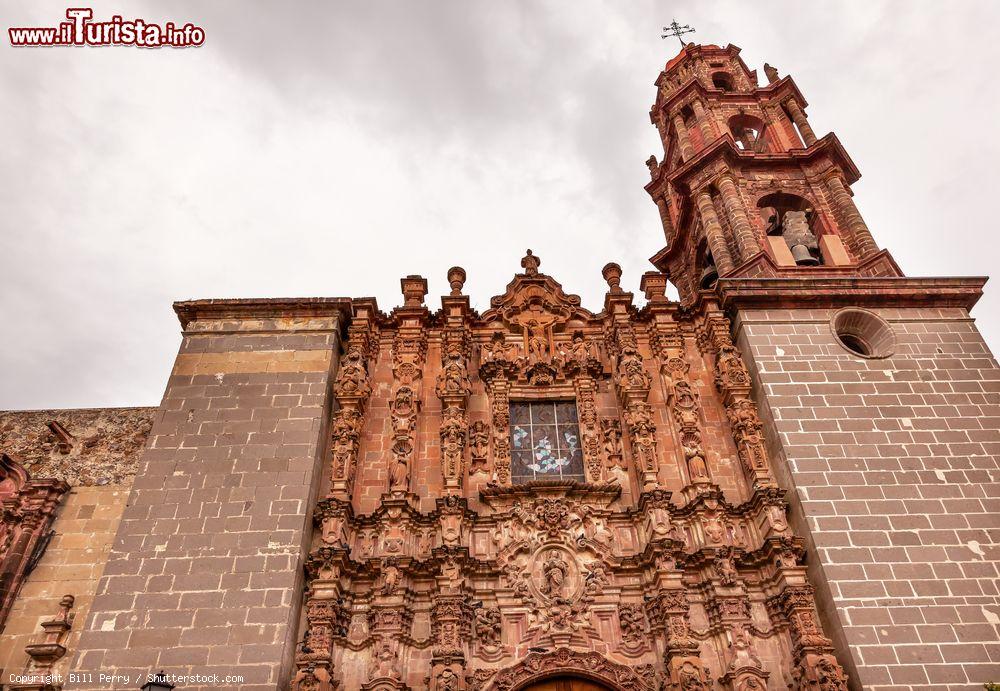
[717,276,988,311]
[173,297,353,329]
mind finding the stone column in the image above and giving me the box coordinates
[825,175,878,257]
[655,195,676,241]
[716,175,760,261]
[691,100,717,146]
[784,99,817,146]
[695,191,735,275]
[672,115,695,161]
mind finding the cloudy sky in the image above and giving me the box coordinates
[2,1,998,410]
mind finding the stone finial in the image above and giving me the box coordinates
[602,263,623,293]
[400,275,429,307]
[447,267,467,296]
[21,594,76,674]
[763,63,779,84]
[646,155,659,180]
[521,250,540,276]
[640,271,668,302]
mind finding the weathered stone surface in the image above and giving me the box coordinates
[0,408,155,486]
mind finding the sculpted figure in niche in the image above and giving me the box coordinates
[583,561,609,596]
[482,330,518,365]
[601,418,624,467]
[563,330,594,363]
[378,562,401,595]
[389,445,410,493]
[526,320,549,363]
[678,662,708,690]
[468,421,489,473]
[438,349,469,396]
[540,550,569,599]
[715,547,738,586]
[619,347,651,389]
[682,437,710,482]
[474,606,502,646]
[437,668,459,691]
[619,603,646,644]
[335,348,368,395]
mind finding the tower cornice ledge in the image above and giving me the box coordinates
[715,276,987,311]
[659,132,861,196]
[173,297,353,329]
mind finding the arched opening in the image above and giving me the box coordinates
[756,192,823,266]
[696,241,718,289]
[728,113,767,152]
[711,71,735,91]
[520,678,614,691]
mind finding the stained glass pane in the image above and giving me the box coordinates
[508,401,585,484]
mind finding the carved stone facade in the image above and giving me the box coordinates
[290,247,850,691]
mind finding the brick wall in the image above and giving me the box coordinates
[734,306,1000,690]
[68,310,345,691]
[0,485,130,683]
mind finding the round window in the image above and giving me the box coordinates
[830,308,895,359]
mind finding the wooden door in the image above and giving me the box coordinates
[520,678,612,691]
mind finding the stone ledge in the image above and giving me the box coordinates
[173,297,353,329]
[717,276,987,311]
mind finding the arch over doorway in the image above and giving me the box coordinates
[475,648,654,691]
[520,678,611,690]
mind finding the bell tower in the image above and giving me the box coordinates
[644,43,999,690]
[645,43,896,300]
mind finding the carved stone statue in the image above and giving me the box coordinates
[474,606,502,647]
[437,668,459,691]
[378,562,401,595]
[389,446,410,494]
[619,603,646,645]
[520,249,541,276]
[715,547,738,586]
[540,550,569,599]
[468,421,489,474]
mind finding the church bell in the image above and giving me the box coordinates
[791,244,819,266]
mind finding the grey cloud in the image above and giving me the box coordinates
[1,0,997,409]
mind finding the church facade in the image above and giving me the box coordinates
[0,43,997,691]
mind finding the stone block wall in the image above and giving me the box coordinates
[0,485,130,683]
[68,304,348,691]
[735,306,1000,690]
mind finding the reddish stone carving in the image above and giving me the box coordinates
[0,454,69,631]
[469,648,655,691]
